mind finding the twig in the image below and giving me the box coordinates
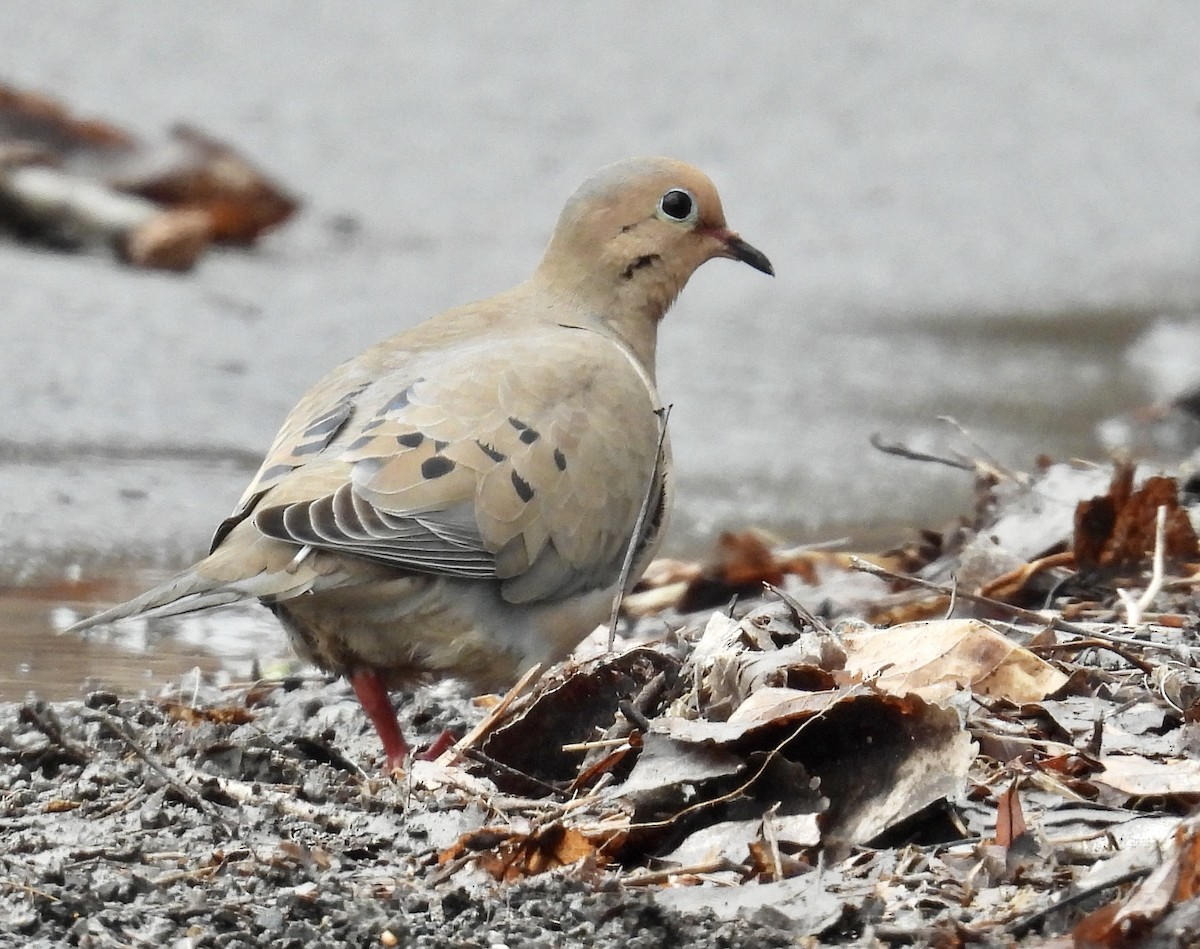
[561,737,631,753]
[1007,867,1151,937]
[1118,504,1167,626]
[80,709,227,825]
[609,404,672,651]
[618,699,653,734]
[625,693,835,833]
[0,880,61,903]
[763,582,833,634]
[868,432,976,472]
[92,787,149,821]
[943,574,959,620]
[1027,638,1157,675]
[848,557,1199,653]
[579,667,672,775]
[437,662,543,765]
[485,796,582,812]
[1154,664,1186,715]
[460,747,566,799]
[214,776,345,828]
[761,802,784,881]
[623,857,739,886]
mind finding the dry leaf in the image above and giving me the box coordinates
[841,619,1068,704]
[606,731,742,807]
[481,647,666,790]
[439,824,617,882]
[1074,815,1200,945]
[1093,755,1200,801]
[1074,460,1198,571]
[661,815,819,870]
[995,779,1027,848]
[659,686,974,848]
[160,701,255,726]
[0,81,296,269]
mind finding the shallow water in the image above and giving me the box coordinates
[4,2,1200,698]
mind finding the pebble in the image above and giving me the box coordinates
[0,677,794,948]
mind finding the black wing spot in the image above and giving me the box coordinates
[508,416,529,431]
[553,448,567,471]
[434,439,449,452]
[518,427,540,445]
[362,417,386,431]
[477,440,507,463]
[397,431,425,448]
[511,471,534,503]
[621,254,661,280]
[343,434,374,453]
[421,455,456,479]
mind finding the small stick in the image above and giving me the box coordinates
[761,802,784,881]
[80,709,224,824]
[1119,505,1168,625]
[460,747,566,799]
[214,776,345,828]
[848,557,1196,653]
[618,698,653,733]
[0,880,61,903]
[1154,664,1186,715]
[486,796,579,812]
[1027,637,1156,675]
[763,582,833,634]
[623,857,738,886]
[868,432,976,472]
[1007,867,1151,937]
[608,404,672,651]
[437,662,543,765]
[560,737,631,753]
[943,574,959,620]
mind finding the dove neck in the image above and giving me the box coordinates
[530,262,665,373]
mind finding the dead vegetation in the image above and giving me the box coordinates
[0,83,297,270]
[5,455,1200,945]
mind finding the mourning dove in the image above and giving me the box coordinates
[70,157,773,768]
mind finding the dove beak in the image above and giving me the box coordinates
[715,231,774,276]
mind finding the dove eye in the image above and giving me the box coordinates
[657,188,697,224]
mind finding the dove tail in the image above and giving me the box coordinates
[66,568,247,633]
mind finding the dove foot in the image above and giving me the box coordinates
[349,668,409,770]
[415,729,460,761]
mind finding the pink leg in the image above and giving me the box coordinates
[349,669,409,771]
[415,729,460,761]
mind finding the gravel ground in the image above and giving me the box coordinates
[7,458,1200,948]
[0,676,798,948]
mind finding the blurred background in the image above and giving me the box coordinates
[4,2,1200,696]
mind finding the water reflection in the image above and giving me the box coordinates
[1,573,290,701]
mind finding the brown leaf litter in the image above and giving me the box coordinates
[0,83,297,270]
[5,455,1200,945]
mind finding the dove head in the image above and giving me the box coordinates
[535,158,772,366]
